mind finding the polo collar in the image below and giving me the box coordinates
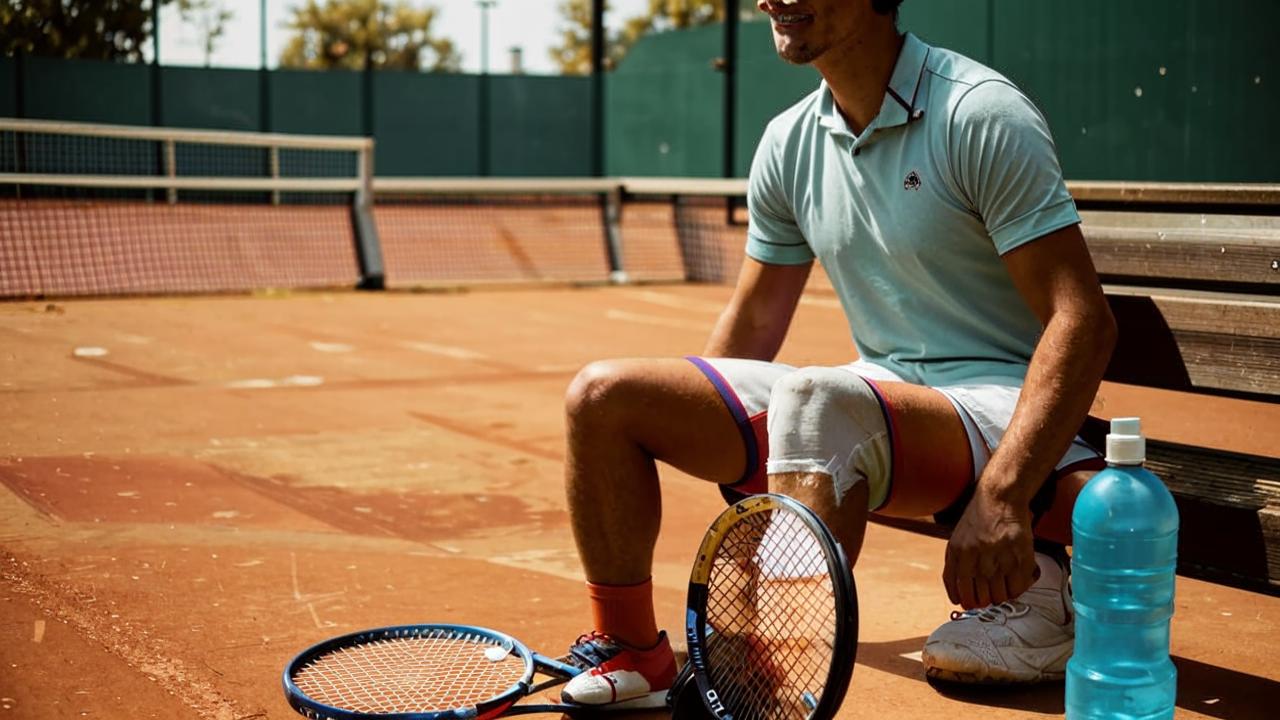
[880,32,931,128]
[815,32,931,135]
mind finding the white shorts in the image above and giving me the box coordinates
[687,356,1103,511]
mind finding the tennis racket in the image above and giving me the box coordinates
[685,493,858,720]
[282,624,594,719]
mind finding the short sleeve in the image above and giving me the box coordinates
[949,80,1080,255]
[745,125,814,265]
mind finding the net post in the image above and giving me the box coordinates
[270,146,281,205]
[352,139,385,290]
[602,184,627,284]
[672,193,694,282]
[164,139,177,204]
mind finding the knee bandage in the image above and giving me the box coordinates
[765,368,891,508]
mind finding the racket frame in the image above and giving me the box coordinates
[685,493,858,720]
[282,623,582,720]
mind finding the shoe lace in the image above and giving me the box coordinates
[574,630,612,646]
[949,600,1030,624]
[567,631,620,669]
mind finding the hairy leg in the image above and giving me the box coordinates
[564,358,746,586]
[770,472,871,565]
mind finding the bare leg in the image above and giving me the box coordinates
[564,358,746,586]
[772,470,870,572]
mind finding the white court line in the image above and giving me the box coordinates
[225,376,323,389]
[605,309,711,331]
[309,341,354,353]
[226,379,276,389]
[401,341,489,360]
[899,650,924,662]
[290,552,304,601]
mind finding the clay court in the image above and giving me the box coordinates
[2,284,1277,719]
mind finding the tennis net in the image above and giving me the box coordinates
[371,176,751,288]
[1,118,376,297]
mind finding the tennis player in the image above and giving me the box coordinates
[560,0,1116,706]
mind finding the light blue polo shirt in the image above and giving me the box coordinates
[747,32,1080,388]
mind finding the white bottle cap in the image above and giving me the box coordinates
[1106,416,1146,464]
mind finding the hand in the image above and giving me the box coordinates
[942,489,1037,610]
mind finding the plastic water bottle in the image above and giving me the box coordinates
[1066,417,1179,720]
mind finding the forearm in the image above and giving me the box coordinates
[979,310,1116,506]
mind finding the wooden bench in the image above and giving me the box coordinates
[1071,181,1280,595]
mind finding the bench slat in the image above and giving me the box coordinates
[1146,439,1280,592]
[1069,181,1280,207]
[1082,211,1280,288]
[1104,289,1280,397]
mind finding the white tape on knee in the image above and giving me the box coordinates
[765,368,891,507]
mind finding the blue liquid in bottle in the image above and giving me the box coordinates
[1067,417,1179,720]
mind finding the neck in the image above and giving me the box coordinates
[813,25,904,135]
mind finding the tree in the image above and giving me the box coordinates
[549,0,727,75]
[178,0,234,67]
[279,0,459,72]
[2,0,180,61]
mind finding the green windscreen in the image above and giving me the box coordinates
[488,75,593,177]
[375,71,479,176]
[160,66,261,131]
[0,57,16,117]
[992,0,1279,182]
[270,68,364,137]
[606,24,723,177]
[22,56,151,125]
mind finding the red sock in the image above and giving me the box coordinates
[587,578,660,649]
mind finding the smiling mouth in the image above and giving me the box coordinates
[768,7,814,27]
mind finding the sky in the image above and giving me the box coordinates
[155,0,655,75]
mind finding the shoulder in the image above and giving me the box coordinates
[923,47,1043,131]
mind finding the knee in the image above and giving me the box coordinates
[770,366,826,406]
[766,368,890,508]
[769,367,874,420]
[565,360,637,426]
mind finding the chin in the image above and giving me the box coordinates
[775,42,822,65]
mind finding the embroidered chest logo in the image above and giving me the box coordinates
[903,170,922,191]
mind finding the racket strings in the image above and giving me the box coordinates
[291,628,527,714]
[705,510,839,720]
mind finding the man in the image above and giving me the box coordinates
[558,0,1117,707]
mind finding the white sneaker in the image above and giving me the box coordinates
[921,552,1074,684]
